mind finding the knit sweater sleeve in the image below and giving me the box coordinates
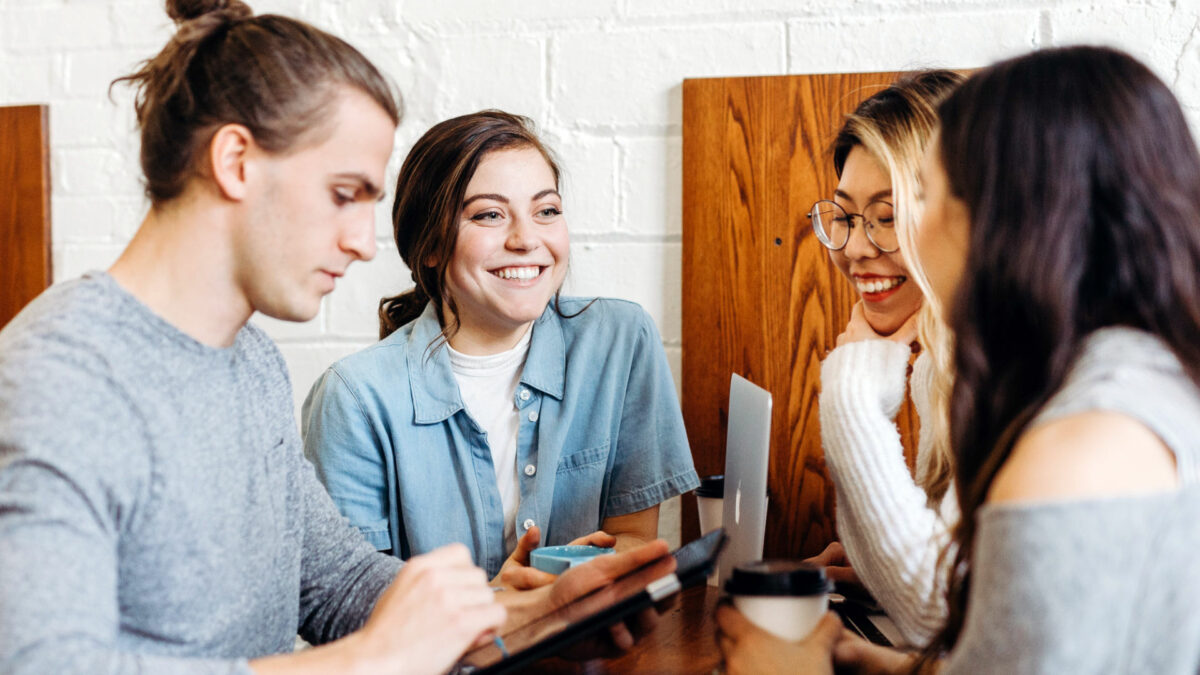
[819,341,955,646]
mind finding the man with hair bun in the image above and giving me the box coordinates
[0,2,669,674]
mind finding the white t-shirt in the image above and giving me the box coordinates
[447,328,532,556]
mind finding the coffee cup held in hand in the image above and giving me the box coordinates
[724,560,833,641]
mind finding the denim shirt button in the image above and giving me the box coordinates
[523,518,536,531]
[519,389,531,401]
[524,464,536,476]
[528,410,539,422]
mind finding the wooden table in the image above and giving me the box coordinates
[528,584,722,674]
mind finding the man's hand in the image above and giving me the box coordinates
[546,539,671,612]
[498,539,675,660]
[716,605,844,675]
[492,526,617,590]
[353,544,505,674]
[552,539,673,657]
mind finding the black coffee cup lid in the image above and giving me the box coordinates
[695,475,724,498]
[724,560,832,597]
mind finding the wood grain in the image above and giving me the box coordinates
[681,73,921,559]
[0,105,52,330]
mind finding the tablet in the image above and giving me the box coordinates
[458,529,727,674]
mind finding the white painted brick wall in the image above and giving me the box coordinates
[405,0,620,23]
[2,4,113,50]
[552,23,786,129]
[548,131,619,235]
[1047,1,1200,85]
[787,9,1041,73]
[619,135,682,237]
[5,0,1200,549]
[424,33,548,122]
[0,52,60,102]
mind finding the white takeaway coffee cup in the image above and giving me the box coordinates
[695,475,724,535]
[725,560,833,642]
[694,475,724,586]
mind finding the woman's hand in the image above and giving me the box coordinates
[837,302,920,349]
[833,628,918,675]
[492,526,618,590]
[716,605,844,675]
[804,540,861,587]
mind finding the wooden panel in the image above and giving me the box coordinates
[681,73,921,559]
[0,105,52,329]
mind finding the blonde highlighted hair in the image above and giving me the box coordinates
[831,70,964,505]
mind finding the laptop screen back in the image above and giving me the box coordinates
[718,373,772,586]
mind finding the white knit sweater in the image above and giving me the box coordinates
[819,340,958,647]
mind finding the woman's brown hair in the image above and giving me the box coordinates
[916,46,1200,670]
[113,0,400,205]
[378,110,563,341]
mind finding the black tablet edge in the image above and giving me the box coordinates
[832,598,893,647]
[471,582,658,674]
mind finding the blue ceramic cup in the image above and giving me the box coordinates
[529,544,616,575]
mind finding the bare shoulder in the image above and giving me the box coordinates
[987,411,1179,505]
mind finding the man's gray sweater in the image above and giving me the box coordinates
[0,272,401,674]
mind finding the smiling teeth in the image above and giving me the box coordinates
[856,276,905,294]
[494,266,541,281]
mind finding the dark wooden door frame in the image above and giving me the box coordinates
[1,104,52,329]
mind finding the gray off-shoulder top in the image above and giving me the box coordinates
[942,328,1200,674]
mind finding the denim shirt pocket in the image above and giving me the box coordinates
[550,440,611,538]
[556,441,610,474]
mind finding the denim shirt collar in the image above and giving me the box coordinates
[406,302,566,424]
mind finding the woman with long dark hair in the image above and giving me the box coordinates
[302,110,699,588]
[717,45,1200,674]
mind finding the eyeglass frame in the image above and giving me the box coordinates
[806,199,900,254]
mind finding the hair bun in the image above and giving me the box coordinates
[166,0,251,24]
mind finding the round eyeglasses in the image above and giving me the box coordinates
[807,200,899,253]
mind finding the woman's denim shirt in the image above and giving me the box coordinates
[301,297,699,577]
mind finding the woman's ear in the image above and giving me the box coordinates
[423,255,439,268]
[208,123,255,202]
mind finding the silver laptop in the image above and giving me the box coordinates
[717,373,772,586]
[713,374,904,646]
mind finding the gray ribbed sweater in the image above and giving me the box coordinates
[0,273,402,674]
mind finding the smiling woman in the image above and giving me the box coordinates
[807,70,965,648]
[300,110,700,586]
[442,146,570,353]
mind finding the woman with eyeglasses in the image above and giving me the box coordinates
[803,70,964,648]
